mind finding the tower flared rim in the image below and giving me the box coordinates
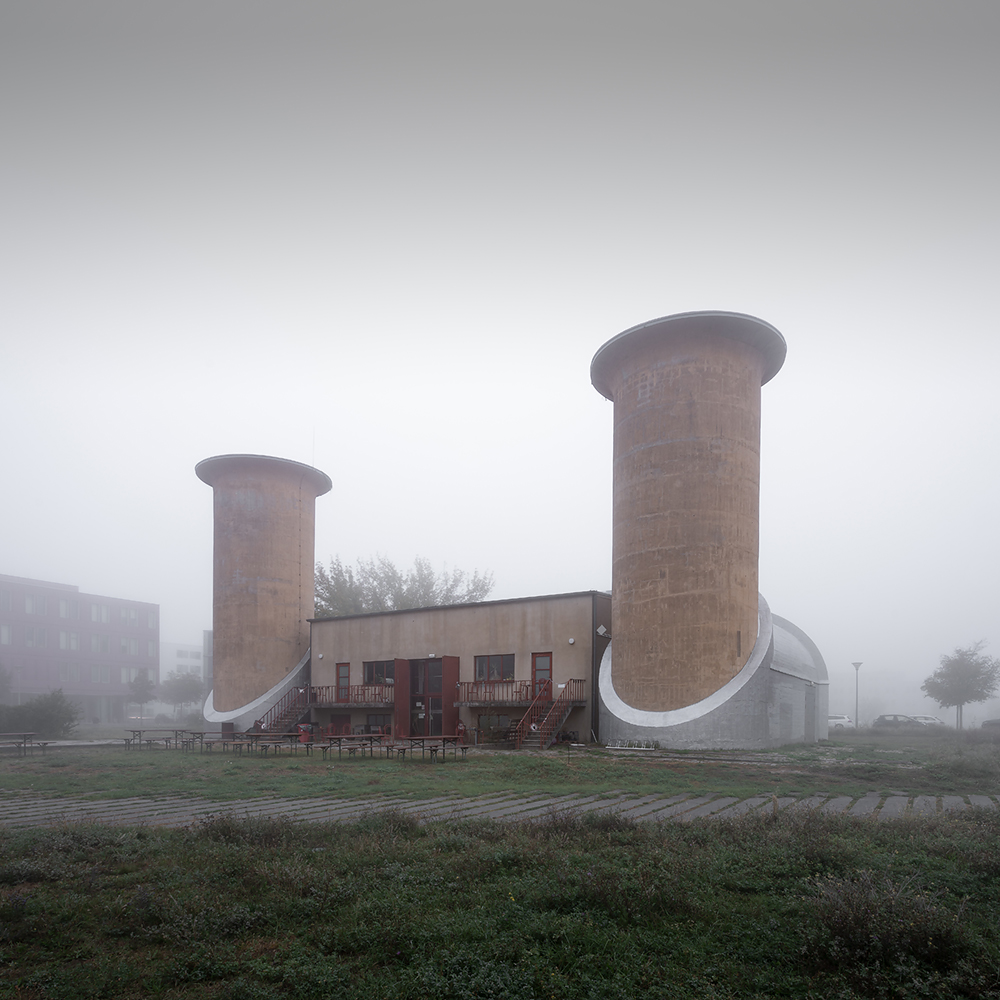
[195,453,332,496]
[591,310,787,400]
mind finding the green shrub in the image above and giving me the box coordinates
[0,689,80,738]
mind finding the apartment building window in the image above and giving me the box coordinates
[91,604,110,624]
[59,599,79,619]
[91,634,111,654]
[0,624,10,645]
[147,641,156,657]
[120,608,139,627]
[59,664,80,683]
[25,595,47,615]
[59,630,79,651]
[475,654,515,681]
[147,611,157,628]
[24,626,46,648]
[363,661,395,685]
[0,590,9,613]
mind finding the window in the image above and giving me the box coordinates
[0,624,10,645]
[92,604,110,624]
[91,634,111,654]
[58,664,80,683]
[91,665,101,683]
[129,638,139,656]
[177,650,189,658]
[120,608,139,627]
[366,714,392,732]
[190,652,201,660]
[148,611,157,628]
[59,630,79,651]
[475,654,514,681]
[363,660,395,685]
[0,590,9,613]
[59,599,78,619]
[24,626,46,648]
[147,641,156,658]
[25,595,46,615]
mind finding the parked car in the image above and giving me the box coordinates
[827,714,855,730]
[910,715,946,726]
[982,719,1000,729]
[871,714,924,730]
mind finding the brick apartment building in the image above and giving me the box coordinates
[0,573,160,724]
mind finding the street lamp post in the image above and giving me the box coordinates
[852,662,863,728]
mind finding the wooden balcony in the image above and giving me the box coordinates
[455,679,588,708]
[310,683,394,708]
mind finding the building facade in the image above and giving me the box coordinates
[303,592,610,744]
[0,573,159,723]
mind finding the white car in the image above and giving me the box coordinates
[910,715,946,726]
[828,714,855,730]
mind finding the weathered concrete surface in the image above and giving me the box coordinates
[591,313,785,712]
[195,454,331,713]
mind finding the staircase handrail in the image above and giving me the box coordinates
[255,684,311,732]
[513,679,553,750]
[537,678,587,748]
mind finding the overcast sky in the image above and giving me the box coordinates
[2,1,998,724]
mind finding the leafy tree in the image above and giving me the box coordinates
[921,641,1000,729]
[0,689,80,738]
[128,669,157,721]
[0,663,11,705]
[159,671,205,719]
[315,555,494,617]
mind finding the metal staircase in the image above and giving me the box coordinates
[255,684,312,733]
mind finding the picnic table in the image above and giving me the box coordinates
[398,735,468,761]
[123,728,193,749]
[0,732,37,756]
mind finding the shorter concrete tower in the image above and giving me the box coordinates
[196,454,332,719]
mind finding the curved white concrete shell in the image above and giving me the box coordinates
[599,594,828,749]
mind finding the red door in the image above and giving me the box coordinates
[442,656,460,735]
[532,652,552,698]
[336,663,350,702]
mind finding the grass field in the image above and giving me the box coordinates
[3,729,1000,803]
[2,732,1000,998]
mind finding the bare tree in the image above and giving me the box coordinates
[921,641,1000,729]
[315,555,494,617]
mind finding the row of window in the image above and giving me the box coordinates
[14,664,155,685]
[0,625,155,657]
[356,654,528,684]
[0,592,156,628]
[174,650,202,660]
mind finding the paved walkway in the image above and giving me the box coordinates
[0,790,996,830]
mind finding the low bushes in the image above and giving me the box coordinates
[2,808,999,998]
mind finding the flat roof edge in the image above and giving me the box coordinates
[309,589,611,623]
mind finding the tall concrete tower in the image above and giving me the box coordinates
[195,454,332,715]
[591,312,786,713]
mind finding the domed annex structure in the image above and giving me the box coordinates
[592,311,828,748]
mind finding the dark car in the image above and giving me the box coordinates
[871,714,924,730]
[982,719,1000,729]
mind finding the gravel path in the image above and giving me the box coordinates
[0,790,996,830]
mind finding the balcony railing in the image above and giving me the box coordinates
[455,680,535,705]
[311,683,394,706]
